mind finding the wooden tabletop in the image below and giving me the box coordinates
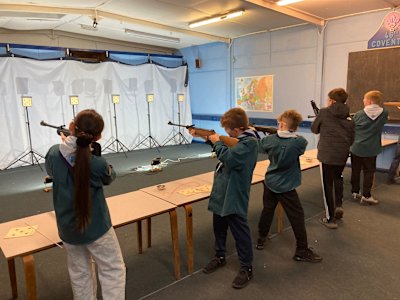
[0,211,60,259]
[192,170,264,185]
[141,177,211,206]
[0,191,178,259]
[382,138,397,147]
[107,190,177,227]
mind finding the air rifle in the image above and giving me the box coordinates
[40,120,101,156]
[167,121,238,147]
[250,124,277,135]
[308,100,320,118]
[40,120,71,136]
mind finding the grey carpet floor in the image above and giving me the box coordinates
[0,143,399,300]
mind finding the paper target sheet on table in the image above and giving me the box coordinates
[4,225,38,239]
[177,184,212,196]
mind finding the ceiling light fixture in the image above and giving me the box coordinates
[276,0,304,6]
[189,9,245,28]
[124,29,180,43]
[81,24,98,31]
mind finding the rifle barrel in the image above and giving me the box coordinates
[40,121,62,129]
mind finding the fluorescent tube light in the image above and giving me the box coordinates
[80,24,98,31]
[124,29,180,44]
[189,9,245,28]
[276,0,304,6]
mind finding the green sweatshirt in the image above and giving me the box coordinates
[351,109,388,157]
[208,134,258,218]
[259,133,307,193]
[45,144,116,245]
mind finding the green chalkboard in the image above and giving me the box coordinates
[347,47,400,122]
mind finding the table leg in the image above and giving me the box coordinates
[22,254,37,300]
[183,204,193,274]
[137,220,142,254]
[146,217,152,248]
[277,202,283,233]
[8,258,18,298]
[168,209,180,280]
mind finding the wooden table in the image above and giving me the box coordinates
[0,212,60,300]
[107,190,180,280]
[0,191,181,300]
[382,138,397,147]
[141,177,212,274]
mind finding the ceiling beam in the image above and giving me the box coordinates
[245,0,325,27]
[0,4,230,43]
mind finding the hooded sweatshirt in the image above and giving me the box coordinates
[45,137,116,244]
[311,102,355,165]
[351,104,388,157]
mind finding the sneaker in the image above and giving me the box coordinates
[352,192,361,201]
[255,237,266,250]
[203,257,226,274]
[360,196,379,205]
[232,268,253,289]
[334,207,344,219]
[319,217,338,229]
[293,248,322,263]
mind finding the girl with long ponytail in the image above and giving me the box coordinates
[45,109,126,299]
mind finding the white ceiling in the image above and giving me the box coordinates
[0,0,399,50]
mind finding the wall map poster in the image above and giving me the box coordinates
[235,75,273,112]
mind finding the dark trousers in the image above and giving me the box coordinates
[213,213,253,269]
[320,163,345,221]
[351,153,376,198]
[257,184,308,251]
[388,141,400,180]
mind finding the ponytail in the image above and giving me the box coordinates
[73,110,104,231]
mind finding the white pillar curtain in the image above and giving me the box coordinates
[0,57,192,169]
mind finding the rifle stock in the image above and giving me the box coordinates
[251,125,277,135]
[168,121,238,147]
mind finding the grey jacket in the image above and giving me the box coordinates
[311,102,355,165]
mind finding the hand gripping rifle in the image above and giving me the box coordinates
[40,121,101,156]
[308,100,320,118]
[167,121,238,147]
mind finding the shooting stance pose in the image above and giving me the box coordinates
[311,88,355,229]
[190,107,258,289]
[45,109,126,299]
[256,109,322,262]
[350,90,388,204]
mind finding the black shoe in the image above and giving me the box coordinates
[203,257,226,274]
[319,217,338,229]
[334,207,344,219]
[232,268,253,289]
[255,237,266,250]
[293,248,322,263]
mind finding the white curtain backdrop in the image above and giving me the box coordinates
[0,57,192,169]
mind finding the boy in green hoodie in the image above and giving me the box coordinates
[256,109,322,263]
[351,90,388,204]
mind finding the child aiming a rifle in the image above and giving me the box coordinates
[256,109,322,263]
[190,107,258,289]
[45,109,126,299]
[311,88,355,229]
[350,90,388,204]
